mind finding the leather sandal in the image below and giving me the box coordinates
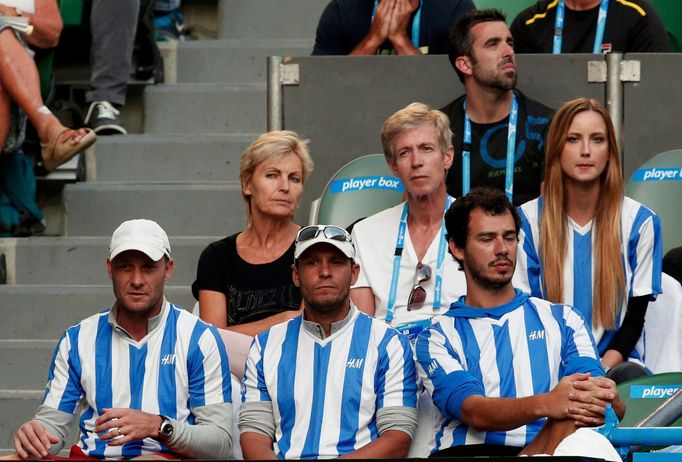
[41,128,97,172]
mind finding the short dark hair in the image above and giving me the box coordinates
[447,9,507,83]
[445,187,521,266]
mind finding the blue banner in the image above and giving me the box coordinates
[631,167,682,182]
[330,176,404,194]
[630,384,680,399]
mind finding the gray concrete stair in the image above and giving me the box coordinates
[144,83,266,134]
[0,340,57,390]
[4,237,216,286]
[0,391,43,449]
[63,183,244,237]
[0,285,196,339]
[92,134,254,183]
[218,0,326,39]
[176,39,313,83]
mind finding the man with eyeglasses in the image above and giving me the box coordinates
[350,102,466,342]
[414,188,624,458]
[239,225,419,459]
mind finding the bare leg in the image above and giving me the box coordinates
[0,29,62,143]
[519,418,577,456]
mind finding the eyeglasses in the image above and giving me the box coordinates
[407,261,432,311]
[296,225,351,244]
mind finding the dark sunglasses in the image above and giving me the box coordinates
[407,261,432,311]
[297,225,351,243]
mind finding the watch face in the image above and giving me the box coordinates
[161,421,173,437]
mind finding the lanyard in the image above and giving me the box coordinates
[462,93,518,202]
[553,0,609,54]
[372,0,422,49]
[386,196,453,323]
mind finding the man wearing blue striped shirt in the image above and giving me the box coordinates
[415,188,625,457]
[240,225,419,459]
[7,219,233,460]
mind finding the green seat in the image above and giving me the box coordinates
[617,372,682,427]
[309,154,405,229]
[626,149,682,255]
[648,0,682,52]
[474,0,537,24]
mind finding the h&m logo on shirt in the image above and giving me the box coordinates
[528,330,545,341]
[347,358,364,369]
[427,359,440,376]
[161,354,176,365]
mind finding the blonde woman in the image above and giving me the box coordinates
[514,97,662,371]
[192,131,313,336]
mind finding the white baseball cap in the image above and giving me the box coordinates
[109,219,171,261]
[294,225,355,260]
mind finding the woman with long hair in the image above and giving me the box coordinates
[192,130,313,336]
[514,97,662,370]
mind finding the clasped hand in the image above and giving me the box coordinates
[94,408,163,446]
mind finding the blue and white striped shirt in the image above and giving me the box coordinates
[241,304,418,459]
[42,300,231,459]
[415,291,602,453]
[514,196,663,359]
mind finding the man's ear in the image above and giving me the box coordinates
[164,258,175,281]
[106,258,113,280]
[448,240,465,263]
[455,56,473,77]
[291,263,301,288]
[350,262,360,286]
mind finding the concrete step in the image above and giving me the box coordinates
[0,237,219,286]
[143,83,266,134]
[218,0,325,40]
[92,134,254,183]
[176,39,313,83]
[63,183,244,237]
[0,285,195,339]
[0,340,57,390]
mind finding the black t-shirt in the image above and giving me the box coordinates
[511,0,671,53]
[192,233,301,325]
[440,90,554,207]
[312,0,475,55]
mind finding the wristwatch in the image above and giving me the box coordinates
[158,416,174,439]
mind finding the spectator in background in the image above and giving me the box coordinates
[514,97,663,373]
[415,187,624,458]
[511,0,671,54]
[441,9,553,206]
[83,0,140,135]
[193,131,313,336]
[240,225,418,459]
[312,0,474,55]
[350,103,466,342]
[0,0,96,171]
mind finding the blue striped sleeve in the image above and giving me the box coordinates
[628,208,663,298]
[415,324,484,420]
[187,321,209,408]
[376,329,418,410]
[44,326,84,413]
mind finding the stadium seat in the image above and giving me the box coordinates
[648,0,682,52]
[474,0,537,24]
[616,372,682,427]
[626,149,682,255]
[308,154,404,229]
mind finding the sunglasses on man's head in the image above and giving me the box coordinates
[296,225,351,243]
[407,261,431,311]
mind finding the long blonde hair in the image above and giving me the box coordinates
[540,98,625,329]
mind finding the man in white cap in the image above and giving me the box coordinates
[239,225,419,459]
[7,219,233,460]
